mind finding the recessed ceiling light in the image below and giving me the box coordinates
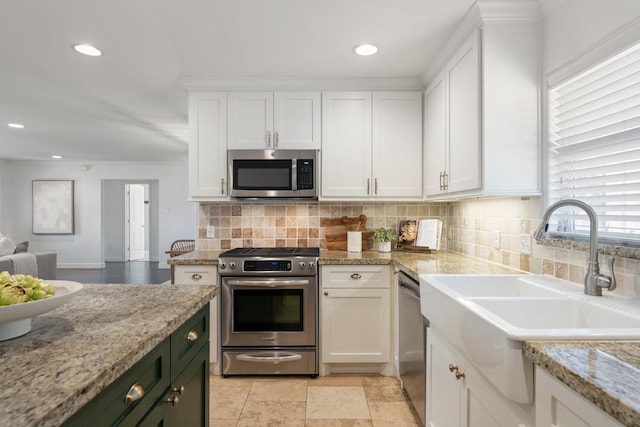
[8,123,24,129]
[73,44,102,57]
[51,155,62,159]
[353,44,378,56]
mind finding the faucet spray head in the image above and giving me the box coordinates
[532,222,548,242]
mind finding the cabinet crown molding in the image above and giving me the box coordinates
[181,77,425,91]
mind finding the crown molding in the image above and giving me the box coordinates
[181,76,425,91]
[421,1,540,85]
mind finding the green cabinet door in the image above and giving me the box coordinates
[138,344,210,427]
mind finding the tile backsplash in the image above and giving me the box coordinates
[448,196,640,298]
[196,202,447,251]
[196,197,640,298]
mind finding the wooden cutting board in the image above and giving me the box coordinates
[322,215,372,250]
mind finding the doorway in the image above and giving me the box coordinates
[102,179,159,264]
[125,183,148,261]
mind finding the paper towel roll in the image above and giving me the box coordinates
[347,231,362,252]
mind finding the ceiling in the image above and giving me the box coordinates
[0,0,482,162]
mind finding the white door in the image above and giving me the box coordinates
[447,31,481,193]
[227,92,274,149]
[424,76,447,196]
[127,184,145,261]
[274,92,321,149]
[372,91,423,197]
[321,92,372,197]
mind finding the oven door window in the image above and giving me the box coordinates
[233,159,292,190]
[233,289,303,332]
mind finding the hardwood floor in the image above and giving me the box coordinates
[56,261,171,284]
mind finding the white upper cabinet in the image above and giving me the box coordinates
[228,91,321,150]
[372,92,423,197]
[321,92,373,197]
[321,91,422,200]
[188,91,228,200]
[423,3,540,199]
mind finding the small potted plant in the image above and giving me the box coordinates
[373,227,396,252]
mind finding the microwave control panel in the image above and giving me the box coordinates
[297,159,314,189]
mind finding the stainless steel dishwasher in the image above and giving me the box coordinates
[398,271,427,426]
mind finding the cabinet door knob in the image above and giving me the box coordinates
[186,330,199,342]
[172,385,185,395]
[350,273,362,280]
[448,364,465,380]
[124,383,145,404]
[166,395,180,406]
[191,273,202,280]
[323,291,329,296]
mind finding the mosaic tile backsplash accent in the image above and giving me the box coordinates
[196,202,447,251]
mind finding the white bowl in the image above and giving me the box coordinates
[0,280,83,341]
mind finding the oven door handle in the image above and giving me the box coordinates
[225,279,311,286]
[235,353,303,363]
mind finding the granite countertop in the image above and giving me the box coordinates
[0,283,217,427]
[168,248,521,278]
[524,341,640,426]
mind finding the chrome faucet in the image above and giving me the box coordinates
[533,199,616,296]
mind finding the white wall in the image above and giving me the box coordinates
[543,0,640,75]
[0,161,195,269]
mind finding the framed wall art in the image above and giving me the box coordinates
[32,180,74,234]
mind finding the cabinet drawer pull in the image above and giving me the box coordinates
[191,273,202,280]
[124,383,145,404]
[350,273,362,280]
[166,395,180,406]
[186,330,199,342]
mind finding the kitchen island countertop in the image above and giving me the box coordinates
[0,283,216,427]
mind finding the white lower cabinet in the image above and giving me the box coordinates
[426,328,533,427]
[173,265,220,374]
[320,265,393,375]
[535,367,623,427]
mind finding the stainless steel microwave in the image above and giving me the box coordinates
[228,149,318,199]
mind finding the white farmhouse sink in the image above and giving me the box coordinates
[420,274,640,404]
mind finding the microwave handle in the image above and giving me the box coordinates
[292,158,297,190]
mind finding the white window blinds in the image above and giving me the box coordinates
[549,41,640,243]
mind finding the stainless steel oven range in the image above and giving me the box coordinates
[218,247,319,377]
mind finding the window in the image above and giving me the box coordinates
[548,41,640,245]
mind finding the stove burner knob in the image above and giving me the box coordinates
[229,262,236,270]
[298,262,306,270]
[309,261,315,270]
[219,262,226,270]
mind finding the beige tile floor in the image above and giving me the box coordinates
[210,374,420,427]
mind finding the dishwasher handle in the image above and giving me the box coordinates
[398,273,420,299]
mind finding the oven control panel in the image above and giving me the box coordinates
[218,257,317,276]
